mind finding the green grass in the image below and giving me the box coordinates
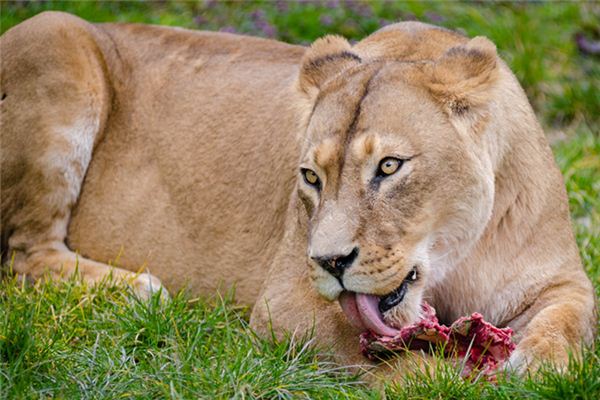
[1,1,599,399]
[2,261,599,399]
[0,277,368,398]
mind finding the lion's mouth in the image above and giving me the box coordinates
[338,267,418,337]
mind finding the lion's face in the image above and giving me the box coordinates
[296,33,498,333]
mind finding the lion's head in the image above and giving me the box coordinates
[295,23,501,336]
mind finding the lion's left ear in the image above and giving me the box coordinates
[297,35,362,101]
[418,36,499,118]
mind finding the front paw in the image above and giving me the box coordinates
[504,335,569,375]
[128,271,169,301]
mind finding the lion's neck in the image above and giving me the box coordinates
[428,71,569,324]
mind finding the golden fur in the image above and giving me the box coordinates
[1,12,596,377]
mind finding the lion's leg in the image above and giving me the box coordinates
[0,12,164,298]
[250,262,371,367]
[506,274,596,373]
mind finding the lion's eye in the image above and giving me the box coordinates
[301,168,321,189]
[377,157,402,177]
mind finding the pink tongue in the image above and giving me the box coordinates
[356,293,401,337]
[338,291,365,330]
[339,292,400,337]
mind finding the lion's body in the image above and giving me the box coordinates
[1,12,305,304]
[1,12,596,375]
[60,21,305,305]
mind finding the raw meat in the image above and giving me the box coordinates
[359,302,516,378]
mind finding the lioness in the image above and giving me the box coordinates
[1,11,596,376]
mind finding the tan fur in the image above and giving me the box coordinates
[1,12,595,377]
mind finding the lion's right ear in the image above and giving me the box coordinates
[417,36,499,116]
[297,35,362,100]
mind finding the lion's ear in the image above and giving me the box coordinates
[298,35,362,100]
[419,36,499,116]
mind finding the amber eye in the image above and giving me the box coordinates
[378,157,403,177]
[301,168,321,188]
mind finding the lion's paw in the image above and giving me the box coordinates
[128,271,169,301]
[503,336,569,375]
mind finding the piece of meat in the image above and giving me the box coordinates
[359,303,516,378]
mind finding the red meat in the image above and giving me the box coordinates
[359,303,516,378]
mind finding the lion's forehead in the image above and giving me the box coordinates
[301,61,470,205]
[307,66,377,145]
[305,67,451,160]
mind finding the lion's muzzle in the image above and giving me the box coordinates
[310,246,359,281]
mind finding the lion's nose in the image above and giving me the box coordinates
[311,247,359,278]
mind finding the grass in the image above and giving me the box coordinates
[1,1,599,399]
[0,277,368,398]
[1,263,599,399]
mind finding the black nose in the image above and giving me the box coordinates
[312,247,359,278]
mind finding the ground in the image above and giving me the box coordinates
[1,1,598,398]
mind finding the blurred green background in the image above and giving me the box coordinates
[2,0,599,130]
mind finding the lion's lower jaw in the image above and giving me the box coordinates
[384,289,424,329]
